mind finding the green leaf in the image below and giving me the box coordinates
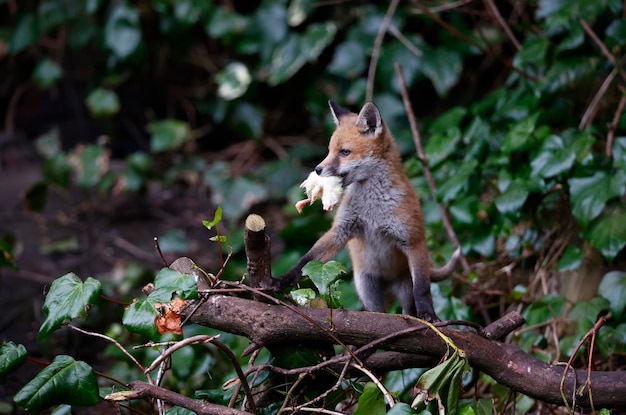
[202,206,223,230]
[32,58,63,88]
[530,134,575,178]
[567,297,611,335]
[123,268,197,339]
[14,355,99,414]
[216,62,251,100]
[8,13,40,53]
[328,41,367,78]
[288,0,315,26]
[122,297,161,340]
[587,209,626,261]
[69,144,110,188]
[437,159,478,203]
[420,48,463,96]
[556,246,582,271]
[268,22,336,86]
[105,3,142,59]
[502,113,539,154]
[0,341,27,383]
[39,273,102,340]
[152,267,198,301]
[386,402,416,415]
[289,288,317,306]
[598,271,626,321]
[205,7,247,39]
[86,88,120,118]
[569,171,626,227]
[302,260,346,295]
[148,119,191,153]
[495,183,529,214]
[354,382,386,415]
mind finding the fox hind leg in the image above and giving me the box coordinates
[353,270,386,313]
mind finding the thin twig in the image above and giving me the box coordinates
[394,63,470,272]
[580,19,616,65]
[211,338,258,413]
[366,0,400,102]
[410,0,475,14]
[350,362,397,407]
[579,67,618,130]
[68,324,148,378]
[483,0,521,50]
[607,92,626,158]
[144,334,220,373]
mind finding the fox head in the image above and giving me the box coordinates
[316,101,398,186]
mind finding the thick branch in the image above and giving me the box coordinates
[244,214,271,301]
[182,295,626,410]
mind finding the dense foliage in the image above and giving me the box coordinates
[1,0,626,414]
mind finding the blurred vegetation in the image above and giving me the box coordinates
[1,0,626,413]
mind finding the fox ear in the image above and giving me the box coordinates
[356,102,382,137]
[328,101,352,125]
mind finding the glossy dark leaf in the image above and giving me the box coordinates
[39,273,102,340]
[586,208,626,261]
[302,260,346,295]
[502,113,539,155]
[0,341,27,383]
[14,355,99,414]
[569,171,626,227]
[530,134,575,178]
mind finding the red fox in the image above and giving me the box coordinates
[263,101,458,322]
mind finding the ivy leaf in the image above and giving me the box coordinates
[586,208,626,261]
[569,171,626,227]
[302,260,346,296]
[0,341,27,383]
[32,58,63,89]
[39,273,102,340]
[123,268,197,340]
[598,271,626,320]
[216,62,251,100]
[14,355,99,414]
[502,113,539,154]
[437,159,478,203]
[86,88,120,118]
[353,382,385,415]
[151,267,198,301]
[105,3,142,59]
[495,182,529,214]
[68,144,110,188]
[420,48,463,96]
[386,403,416,415]
[202,206,223,230]
[123,297,161,340]
[148,119,191,153]
[556,246,582,271]
[530,134,575,178]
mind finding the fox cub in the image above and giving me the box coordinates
[264,101,457,322]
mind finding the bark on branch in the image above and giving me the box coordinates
[181,294,626,410]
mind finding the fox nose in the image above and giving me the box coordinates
[315,166,323,175]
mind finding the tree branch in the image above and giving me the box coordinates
[107,381,253,415]
[181,294,626,410]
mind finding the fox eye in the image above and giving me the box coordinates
[339,149,351,157]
